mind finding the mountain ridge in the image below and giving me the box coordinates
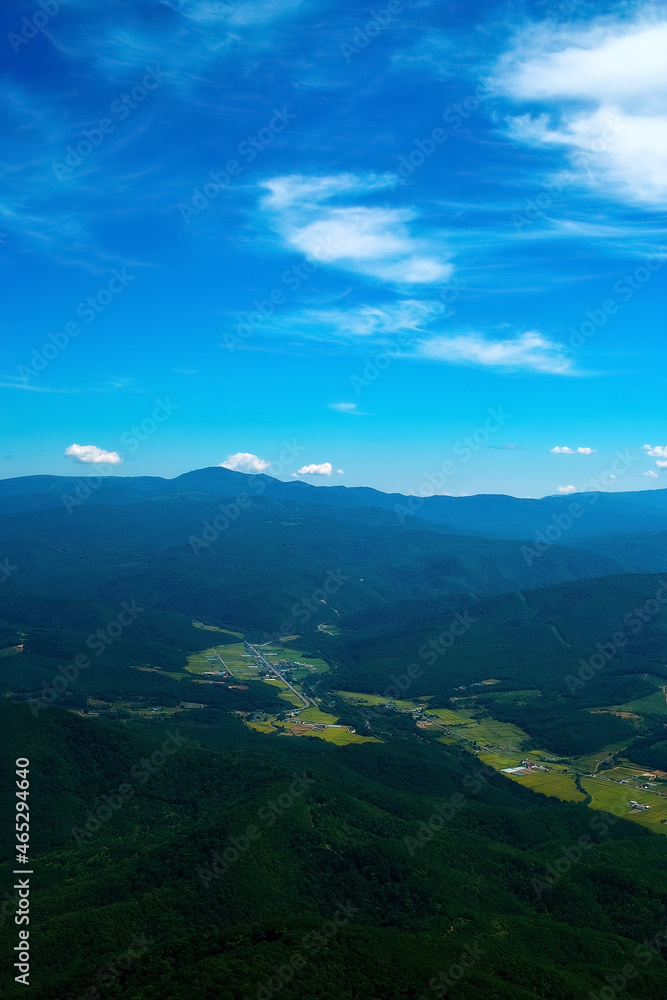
[0,466,665,540]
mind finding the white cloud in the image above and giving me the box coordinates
[336,469,344,475]
[65,444,122,465]
[500,22,667,105]
[643,444,667,457]
[288,207,450,284]
[281,300,445,343]
[329,402,361,414]
[556,484,576,494]
[550,445,597,454]
[260,173,396,211]
[417,330,571,374]
[657,460,667,469]
[220,452,270,472]
[293,462,333,476]
[644,470,659,478]
[496,18,667,207]
[259,173,452,285]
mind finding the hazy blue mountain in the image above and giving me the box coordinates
[0,491,637,634]
[0,468,664,540]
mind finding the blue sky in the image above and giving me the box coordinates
[1,0,666,497]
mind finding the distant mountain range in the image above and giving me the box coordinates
[0,469,665,635]
[1,465,666,539]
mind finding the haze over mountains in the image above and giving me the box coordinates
[2,466,667,540]
[0,470,666,637]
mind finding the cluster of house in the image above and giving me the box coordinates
[629,800,651,811]
[502,760,551,776]
[521,759,550,772]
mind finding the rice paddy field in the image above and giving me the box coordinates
[428,708,471,725]
[582,776,667,833]
[336,691,420,711]
[506,768,585,801]
[185,646,229,674]
[298,707,340,724]
[259,642,330,672]
[600,765,649,782]
[215,643,261,680]
[434,708,529,750]
[573,740,633,773]
[185,629,332,684]
[477,750,584,801]
[262,678,304,707]
[246,718,379,744]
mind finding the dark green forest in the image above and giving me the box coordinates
[3,703,667,1000]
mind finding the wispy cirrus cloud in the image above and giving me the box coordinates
[329,402,366,415]
[391,31,454,80]
[416,330,572,374]
[267,299,445,344]
[0,378,78,393]
[48,0,308,83]
[259,173,453,285]
[248,296,576,375]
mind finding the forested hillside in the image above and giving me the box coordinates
[2,704,667,1000]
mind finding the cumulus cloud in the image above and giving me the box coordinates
[417,330,571,374]
[500,21,667,105]
[220,452,270,472]
[496,17,667,207]
[293,462,333,476]
[64,444,122,465]
[657,460,667,469]
[336,469,344,474]
[644,444,667,457]
[556,484,576,494]
[644,470,659,478]
[550,446,597,454]
[259,173,452,285]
